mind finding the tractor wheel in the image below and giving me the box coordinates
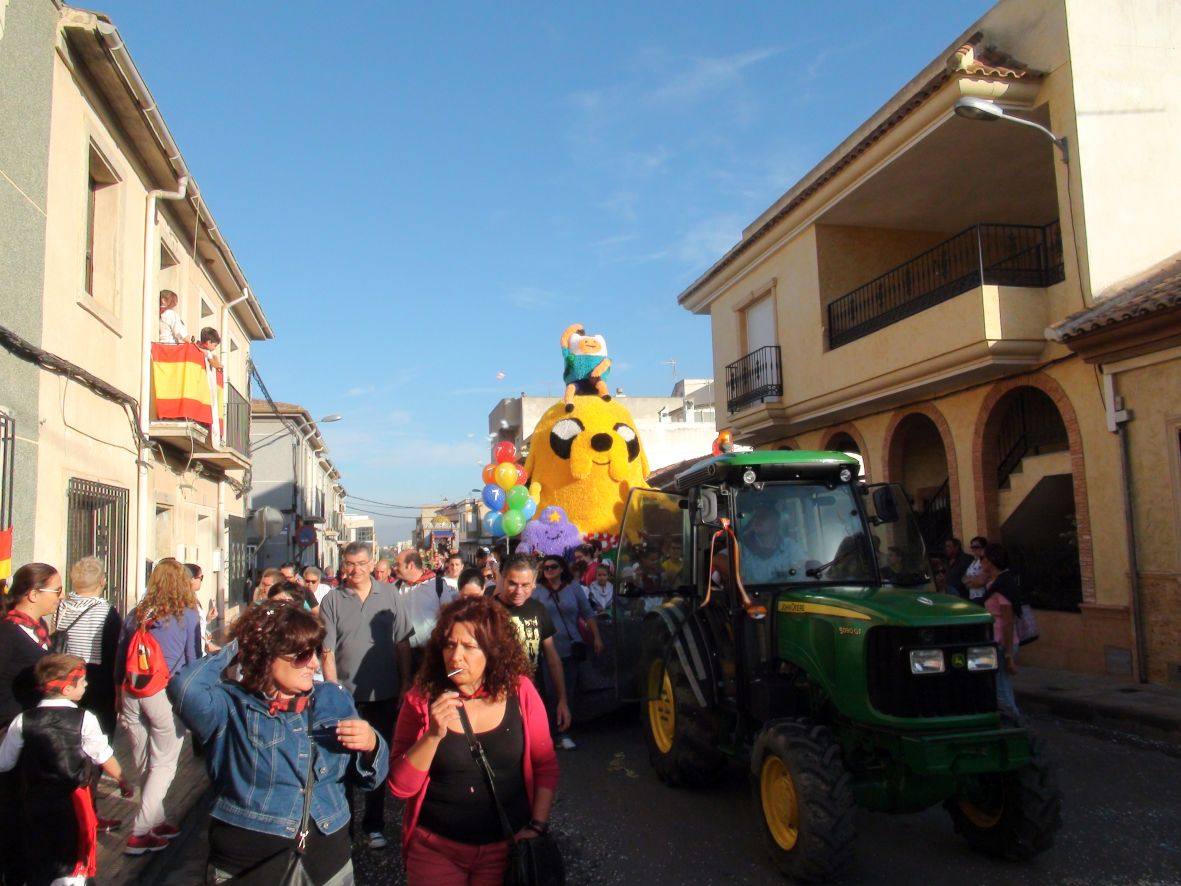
[751,719,855,883]
[944,734,1062,860]
[641,648,725,787]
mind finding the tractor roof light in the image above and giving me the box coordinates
[742,469,757,486]
[839,467,853,483]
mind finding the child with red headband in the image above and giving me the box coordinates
[0,654,133,884]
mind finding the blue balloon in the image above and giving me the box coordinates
[489,512,505,537]
[520,498,538,520]
[482,483,506,511]
[481,511,500,535]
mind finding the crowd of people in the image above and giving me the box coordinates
[0,538,616,885]
[0,521,1031,884]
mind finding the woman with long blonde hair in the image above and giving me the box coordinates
[114,557,203,855]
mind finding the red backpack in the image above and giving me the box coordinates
[123,618,169,698]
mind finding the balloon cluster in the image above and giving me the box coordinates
[480,441,536,538]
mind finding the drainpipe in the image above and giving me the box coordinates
[1106,372,1148,683]
[135,176,188,601]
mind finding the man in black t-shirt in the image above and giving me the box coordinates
[494,555,570,732]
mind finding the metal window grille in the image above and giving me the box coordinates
[66,479,130,612]
[0,412,14,532]
[226,515,249,606]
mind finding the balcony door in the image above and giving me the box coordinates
[742,294,776,355]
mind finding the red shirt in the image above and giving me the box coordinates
[388,675,559,853]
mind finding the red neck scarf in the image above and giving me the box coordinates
[456,684,489,701]
[268,693,310,717]
[6,609,49,649]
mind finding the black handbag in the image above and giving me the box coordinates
[226,711,318,885]
[457,705,566,886]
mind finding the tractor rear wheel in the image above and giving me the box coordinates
[752,719,855,883]
[641,649,725,787]
[945,734,1062,860]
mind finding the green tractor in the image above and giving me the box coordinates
[611,451,1061,882]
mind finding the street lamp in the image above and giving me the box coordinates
[953,97,1069,162]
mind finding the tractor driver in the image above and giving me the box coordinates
[740,504,807,584]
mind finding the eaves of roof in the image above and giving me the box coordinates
[1048,253,1181,342]
[675,32,1040,310]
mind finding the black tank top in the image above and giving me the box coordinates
[19,706,90,793]
[418,696,530,845]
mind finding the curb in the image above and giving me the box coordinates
[1015,685,1181,749]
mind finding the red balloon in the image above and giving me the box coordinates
[493,441,518,464]
[514,464,529,486]
[482,464,497,485]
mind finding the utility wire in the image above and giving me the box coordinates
[344,494,423,510]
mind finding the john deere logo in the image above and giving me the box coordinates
[951,652,967,669]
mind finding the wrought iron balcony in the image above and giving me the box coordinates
[725,345,782,414]
[225,382,249,459]
[827,221,1064,349]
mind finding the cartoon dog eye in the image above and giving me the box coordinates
[550,418,584,459]
[614,423,640,461]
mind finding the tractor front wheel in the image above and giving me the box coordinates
[945,734,1062,860]
[641,650,725,787]
[752,719,855,883]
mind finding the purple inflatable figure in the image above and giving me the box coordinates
[517,506,583,558]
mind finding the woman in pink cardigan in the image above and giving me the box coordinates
[389,597,559,885]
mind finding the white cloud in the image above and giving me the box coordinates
[645,47,781,107]
[344,385,375,397]
[675,214,744,269]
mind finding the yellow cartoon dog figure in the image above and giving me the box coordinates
[525,395,649,536]
[560,323,611,412]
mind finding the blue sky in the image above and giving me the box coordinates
[101,0,991,542]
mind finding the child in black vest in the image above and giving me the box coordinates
[0,654,133,884]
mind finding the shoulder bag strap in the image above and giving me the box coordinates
[294,709,317,852]
[456,704,517,844]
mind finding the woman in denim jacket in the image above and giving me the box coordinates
[169,601,388,885]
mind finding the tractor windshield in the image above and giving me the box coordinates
[735,483,874,586]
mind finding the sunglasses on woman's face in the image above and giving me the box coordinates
[280,646,323,668]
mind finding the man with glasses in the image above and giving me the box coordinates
[319,543,412,849]
[963,536,989,600]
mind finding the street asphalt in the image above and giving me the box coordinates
[346,707,1179,886]
[158,708,1179,886]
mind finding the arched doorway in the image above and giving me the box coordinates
[821,425,868,477]
[978,384,1082,611]
[886,413,952,552]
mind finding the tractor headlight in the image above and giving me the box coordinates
[909,648,945,675]
[966,646,999,672]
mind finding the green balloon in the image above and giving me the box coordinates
[506,485,530,511]
[502,509,526,536]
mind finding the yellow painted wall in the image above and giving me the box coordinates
[815,225,947,307]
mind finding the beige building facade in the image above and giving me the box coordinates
[27,8,273,619]
[679,0,1180,682]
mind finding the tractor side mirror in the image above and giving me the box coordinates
[871,486,899,524]
[696,489,719,525]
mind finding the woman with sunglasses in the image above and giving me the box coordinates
[536,556,602,751]
[170,601,387,885]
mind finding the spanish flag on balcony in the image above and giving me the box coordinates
[151,343,224,431]
[0,526,12,582]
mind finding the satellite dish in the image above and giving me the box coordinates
[253,506,284,542]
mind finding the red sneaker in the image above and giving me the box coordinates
[96,817,123,833]
[124,833,168,855]
[151,823,181,841]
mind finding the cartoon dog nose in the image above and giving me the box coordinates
[590,433,613,452]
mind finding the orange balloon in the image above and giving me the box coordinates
[482,463,497,485]
[494,462,518,491]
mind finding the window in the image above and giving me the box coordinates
[741,293,776,356]
[83,144,120,308]
[200,299,214,319]
[66,479,130,612]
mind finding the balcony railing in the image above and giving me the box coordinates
[725,345,783,413]
[225,382,249,458]
[827,221,1064,349]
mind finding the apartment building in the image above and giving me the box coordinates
[437,497,490,561]
[0,0,57,580]
[248,401,346,580]
[679,0,1180,682]
[341,514,377,559]
[0,7,274,620]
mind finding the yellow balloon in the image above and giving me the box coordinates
[494,462,518,491]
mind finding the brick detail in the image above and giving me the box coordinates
[882,405,963,542]
[971,372,1095,603]
[819,423,872,478]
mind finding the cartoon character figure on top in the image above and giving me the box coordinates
[516,506,583,558]
[561,323,611,412]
